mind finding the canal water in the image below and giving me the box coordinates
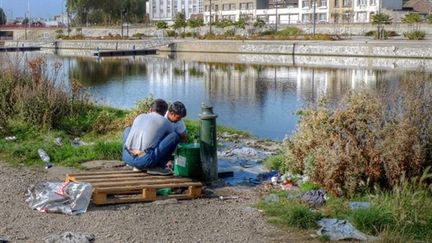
[4,51,430,140]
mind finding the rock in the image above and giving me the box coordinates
[44,232,95,243]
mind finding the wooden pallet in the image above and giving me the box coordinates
[65,169,203,205]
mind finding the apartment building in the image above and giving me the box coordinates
[201,0,402,24]
[203,0,268,22]
[150,0,204,22]
[353,0,402,22]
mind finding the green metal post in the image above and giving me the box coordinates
[199,103,218,182]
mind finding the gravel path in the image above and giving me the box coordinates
[0,161,317,242]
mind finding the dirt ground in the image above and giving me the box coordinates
[0,161,318,242]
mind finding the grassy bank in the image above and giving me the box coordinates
[259,71,432,241]
[0,56,248,168]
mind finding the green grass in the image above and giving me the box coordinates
[263,154,285,171]
[255,195,321,229]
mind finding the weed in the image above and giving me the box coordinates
[349,206,395,235]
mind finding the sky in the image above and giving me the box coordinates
[0,0,64,19]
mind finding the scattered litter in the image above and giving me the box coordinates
[300,189,327,208]
[54,137,62,146]
[44,232,95,243]
[264,193,280,204]
[153,198,178,205]
[71,138,93,147]
[37,149,53,169]
[231,147,258,156]
[316,218,377,241]
[26,182,92,215]
[219,196,239,200]
[271,176,278,185]
[4,136,16,141]
[349,202,371,210]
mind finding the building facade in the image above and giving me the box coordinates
[159,0,402,24]
[150,0,204,22]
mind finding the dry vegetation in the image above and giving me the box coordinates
[283,72,432,196]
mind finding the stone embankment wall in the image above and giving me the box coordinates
[162,40,432,59]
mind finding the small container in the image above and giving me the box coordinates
[174,143,202,179]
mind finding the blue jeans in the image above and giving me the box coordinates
[122,127,180,169]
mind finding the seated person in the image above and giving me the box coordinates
[165,101,188,142]
[122,99,180,174]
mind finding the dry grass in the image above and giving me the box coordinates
[284,71,432,196]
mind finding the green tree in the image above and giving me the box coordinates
[371,13,392,40]
[173,12,187,35]
[253,18,265,28]
[188,18,204,28]
[0,8,6,25]
[22,17,29,25]
[235,17,247,29]
[402,12,422,31]
[427,15,432,24]
[156,21,168,29]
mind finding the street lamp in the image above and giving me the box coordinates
[275,0,278,31]
[312,0,316,36]
[209,0,212,34]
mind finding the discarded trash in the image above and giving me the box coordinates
[156,188,172,196]
[271,176,279,185]
[219,196,239,200]
[54,137,62,146]
[349,202,371,210]
[264,193,280,204]
[153,198,178,205]
[0,236,9,243]
[300,189,326,208]
[316,218,376,241]
[72,137,84,147]
[26,182,92,215]
[4,136,16,141]
[44,231,95,243]
[37,149,53,169]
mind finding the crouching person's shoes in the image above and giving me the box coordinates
[147,167,173,176]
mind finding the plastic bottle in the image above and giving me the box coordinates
[38,149,53,169]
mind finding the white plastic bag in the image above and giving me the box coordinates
[26,182,92,215]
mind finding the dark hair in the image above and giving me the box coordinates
[169,101,187,117]
[151,99,168,115]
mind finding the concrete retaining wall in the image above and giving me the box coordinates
[162,40,432,59]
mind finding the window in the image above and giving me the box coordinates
[240,3,247,10]
[335,0,339,7]
[319,13,327,22]
[230,4,235,10]
[302,0,310,8]
[319,0,327,7]
[223,4,229,10]
[343,0,351,7]
[358,0,367,5]
[369,0,376,5]
[215,4,218,11]
[247,2,254,10]
[302,14,310,23]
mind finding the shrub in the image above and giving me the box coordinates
[349,207,395,235]
[278,26,303,36]
[224,29,236,36]
[264,154,285,171]
[404,30,426,40]
[123,96,154,127]
[55,29,64,39]
[283,72,432,196]
[155,21,168,29]
[166,30,177,37]
[132,32,146,39]
[188,18,204,28]
[254,19,266,28]
[215,19,234,28]
[428,15,432,24]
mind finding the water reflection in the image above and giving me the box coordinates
[39,54,414,139]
